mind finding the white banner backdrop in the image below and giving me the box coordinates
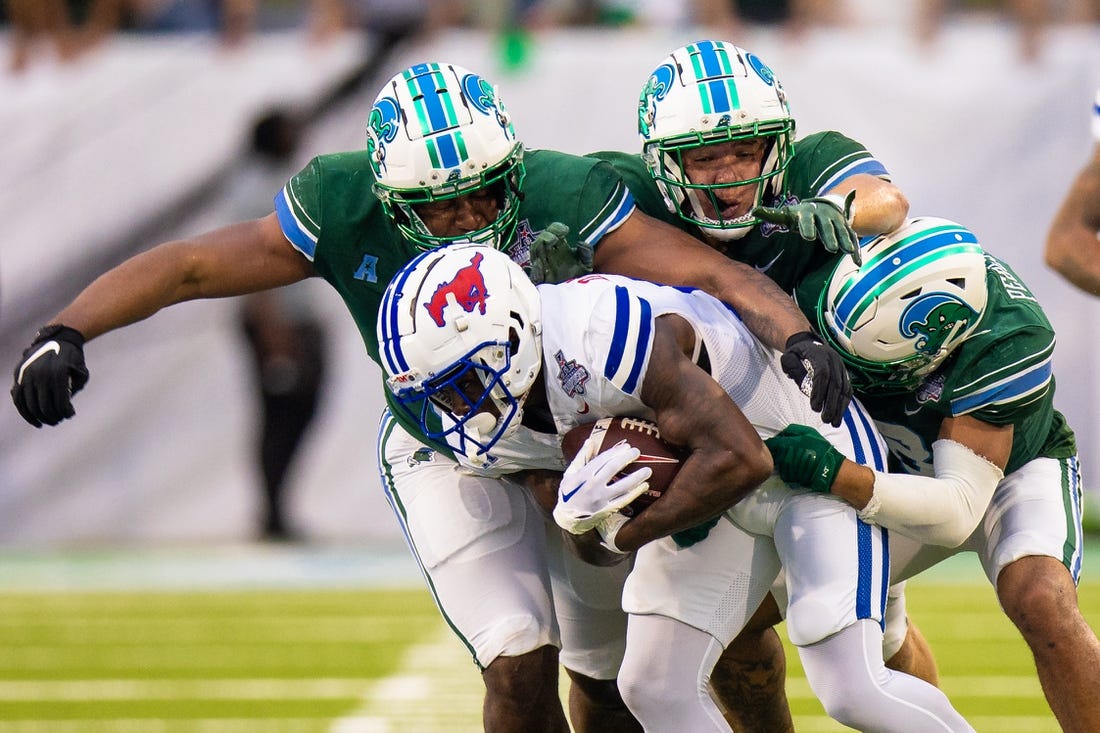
[1,25,1098,546]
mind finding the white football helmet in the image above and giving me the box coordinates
[367,62,525,250]
[818,217,989,393]
[637,40,794,240]
[377,244,543,459]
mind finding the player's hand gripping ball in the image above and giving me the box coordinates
[561,417,684,517]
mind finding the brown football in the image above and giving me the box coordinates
[560,416,685,517]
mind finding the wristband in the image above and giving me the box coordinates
[596,513,630,554]
[819,193,855,226]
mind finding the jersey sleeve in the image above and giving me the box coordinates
[585,284,657,402]
[274,156,325,261]
[947,328,1055,425]
[574,159,636,244]
[794,131,891,197]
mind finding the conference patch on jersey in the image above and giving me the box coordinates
[554,350,590,398]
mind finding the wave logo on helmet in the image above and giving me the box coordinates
[638,63,676,139]
[461,73,514,136]
[746,52,775,86]
[366,96,401,177]
[899,292,977,356]
[424,252,490,327]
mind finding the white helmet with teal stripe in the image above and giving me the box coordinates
[637,40,794,241]
[819,217,988,393]
[367,62,525,250]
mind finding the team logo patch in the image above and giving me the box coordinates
[424,252,489,327]
[555,350,590,397]
[406,447,436,466]
[900,293,977,356]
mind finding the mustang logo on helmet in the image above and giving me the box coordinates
[424,252,490,327]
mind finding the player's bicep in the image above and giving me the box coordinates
[937,415,1012,470]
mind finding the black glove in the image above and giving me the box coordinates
[780,331,851,428]
[752,191,861,266]
[526,222,593,284]
[11,324,89,427]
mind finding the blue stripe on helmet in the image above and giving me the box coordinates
[435,132,461,169]
[414,70,449,134]
[707,79,732,113]
[833,227,980,328]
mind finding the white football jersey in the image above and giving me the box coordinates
[455,273,883,476]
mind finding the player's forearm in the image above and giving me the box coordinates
[842,440,1003,547]
[53,242,208,339]
[615,447,771,552]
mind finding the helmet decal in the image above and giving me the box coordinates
[461,72,513,136]
[424,252,490,327]
[900,293,978,356]
[638,63,675,139]
[366,96,401,176]
[745,52,775,86]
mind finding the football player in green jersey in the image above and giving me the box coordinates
[766,216,1100,732]
[1044,90,1100,295]
[587,40,925,731]
[11,61,853,732]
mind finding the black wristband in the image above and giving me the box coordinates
[34,324,86,348]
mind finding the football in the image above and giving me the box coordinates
[560,416,685,517]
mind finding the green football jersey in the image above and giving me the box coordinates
[273,147,635,451]
[794,254,1076,476]
[590,130,889,293]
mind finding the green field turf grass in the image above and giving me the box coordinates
[0,552,1097,732]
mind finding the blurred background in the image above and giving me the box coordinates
[2,2,1099,731]
[2,0,1099,548]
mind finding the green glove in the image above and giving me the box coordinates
[672,516,721,549]
[752,190,861,266]
[526,222,593,284]
[764,424,846,494]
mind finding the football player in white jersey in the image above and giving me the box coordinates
[377,244,974,732]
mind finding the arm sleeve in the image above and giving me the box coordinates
[857,439,1004,547]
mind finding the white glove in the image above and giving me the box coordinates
[1093,89,1100,142]
[553,436,652,535]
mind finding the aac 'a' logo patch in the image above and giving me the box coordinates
[555,349,590,397]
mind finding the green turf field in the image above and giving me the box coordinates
[0,548,1096,732]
